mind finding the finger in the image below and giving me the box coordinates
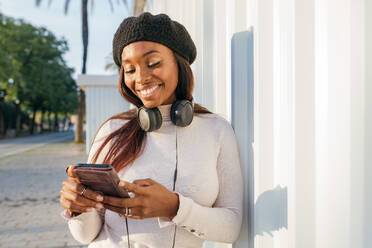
[66,165,77,178]
[80,187,104,202]
[104,204,143,219]
[103,195,139,208]
[119,181,147,195]
[60,197,93,214]
[61,188,104,209]
[132,179,154,187]
[62,179,103,202]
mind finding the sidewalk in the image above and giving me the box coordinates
[0,131,75,159]
[0,137,88,248]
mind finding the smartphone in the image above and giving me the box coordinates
[72,163,129,198]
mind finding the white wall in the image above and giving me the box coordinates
[77,74,129,153]
[146,0,370,247]
[249,0,367,247]
[364,0,372,246]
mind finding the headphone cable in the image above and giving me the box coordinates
[124,127,178,248]
[171,126,178,248]
[125,216,130,248]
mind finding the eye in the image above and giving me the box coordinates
[124,68,135,74]
[148,61,160,68]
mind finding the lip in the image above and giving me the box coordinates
[136,83,163,91]
[137,83,163,100]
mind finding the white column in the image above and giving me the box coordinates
[350,0,365,247]
[315,0,352,247]
[294,0,316,247]
[254,2,274,248]
[213,0,227,118]
[364,0,372,247]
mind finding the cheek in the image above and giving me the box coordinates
[124,78,135,93]
[162,69,178,90]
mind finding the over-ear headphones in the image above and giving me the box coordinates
[137,99,194,132]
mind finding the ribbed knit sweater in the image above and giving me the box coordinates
[64,104,243,248]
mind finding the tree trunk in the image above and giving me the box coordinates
[75,89,85,143]
[134,0,146,16]
[63,112,68,131]
[30,107,37,135]
[75,0,88,144]
[54,111,58,132]
[40,110,45,133]
[47,112,52,132]
[15,103,21,136]
[0,104,4,137]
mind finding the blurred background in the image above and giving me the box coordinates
[0,0,371,248]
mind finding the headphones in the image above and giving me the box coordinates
[136,99,194,132]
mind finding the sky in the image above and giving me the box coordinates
[0,0,132,79]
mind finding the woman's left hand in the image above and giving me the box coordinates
[102,178,179,220]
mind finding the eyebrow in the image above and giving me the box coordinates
[122,50,160,63]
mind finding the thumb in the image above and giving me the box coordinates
[66,165,78,178]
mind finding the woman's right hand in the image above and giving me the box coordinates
[60,165,104,217]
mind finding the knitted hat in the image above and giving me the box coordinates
[113,12,197,67]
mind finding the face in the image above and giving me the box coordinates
[121,41,179,108]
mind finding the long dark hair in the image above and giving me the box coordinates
[90,52,212,172]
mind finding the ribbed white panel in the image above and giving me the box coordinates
[85,87,129,153]
[78,75,129,153]
[294,0,316,247]
[315,0,352,247]
[255,2,274,248]
[365,1,372,247]
[231,29,254,248]
[350,1,365,247]
[139,1,369,248]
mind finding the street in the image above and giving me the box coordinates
[0,132,87,248]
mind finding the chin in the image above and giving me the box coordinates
[143,101,160,109]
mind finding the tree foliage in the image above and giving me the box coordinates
[0,13,78,135]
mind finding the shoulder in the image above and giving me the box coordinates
[193,112,236,141]
[195,112,233,132]
[94,118,128,143]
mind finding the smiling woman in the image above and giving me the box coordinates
[59,12,243,248]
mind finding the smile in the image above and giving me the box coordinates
[138,84,162,98]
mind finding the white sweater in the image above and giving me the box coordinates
[66,104,243,248]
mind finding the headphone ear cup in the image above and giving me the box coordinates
[137,107,162,132]
[170,100,194,127]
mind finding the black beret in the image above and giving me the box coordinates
[113,12,197,67]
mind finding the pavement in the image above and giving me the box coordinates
[0,131,75,159]
[0,132,88,248]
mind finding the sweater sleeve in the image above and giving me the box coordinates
[159,120,244,243]
[65,119,118,244]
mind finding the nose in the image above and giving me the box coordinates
[135,66,151,85]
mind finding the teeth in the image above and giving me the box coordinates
[140,85,159,96]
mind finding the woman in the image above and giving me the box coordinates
[60,12,243,248]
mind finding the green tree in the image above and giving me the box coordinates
[0,13,77,135]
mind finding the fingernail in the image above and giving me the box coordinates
[96,203,104,209]
[119,181,126,187]
[96,195,103,202]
